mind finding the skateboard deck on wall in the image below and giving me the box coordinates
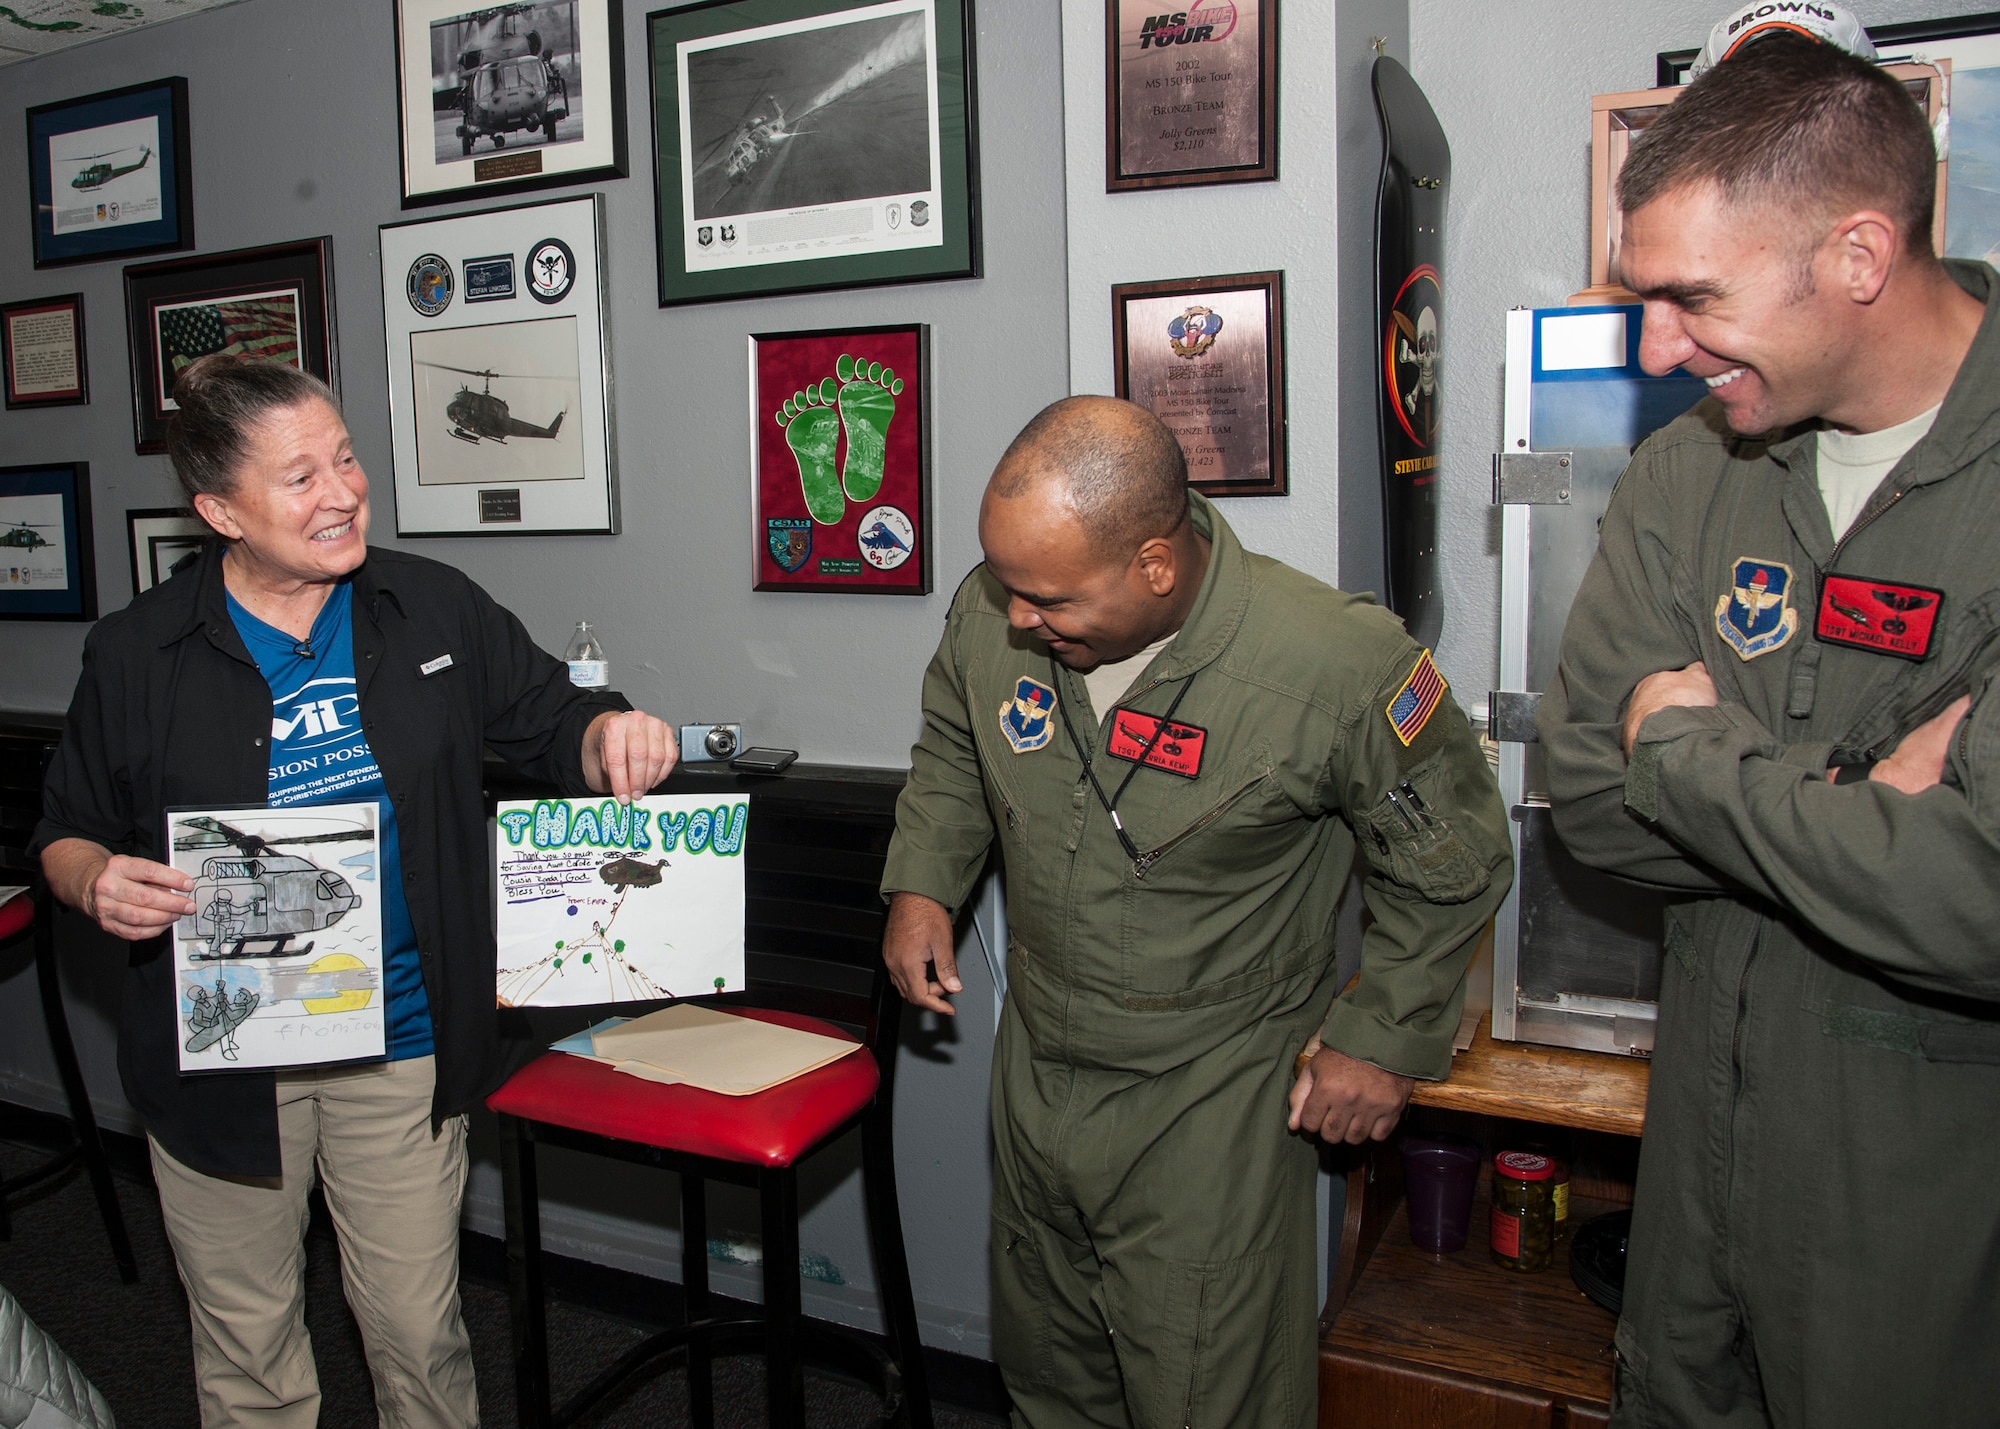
[1373,56,1449,651]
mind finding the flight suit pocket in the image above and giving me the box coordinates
[991,1212,1056,1388]
[1358,749,1490,904]
[1157,1248,1306,1429]
[1801,948,2000,1062]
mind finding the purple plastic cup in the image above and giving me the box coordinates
[1402,1136,1482,1253]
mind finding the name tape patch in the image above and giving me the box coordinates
[1815,573,1942,661]
[1107,711,1207,779]
[1387,650,1447,747]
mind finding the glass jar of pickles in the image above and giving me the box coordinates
[1490,1150,1556,1272]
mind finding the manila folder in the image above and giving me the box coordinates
[590,1003,860,1096]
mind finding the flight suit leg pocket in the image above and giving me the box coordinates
[990,1211,1057,1389]
[1155,1248,1306,1429]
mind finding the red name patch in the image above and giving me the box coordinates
[1815,574,1943,661]
[1106,711,1208,779]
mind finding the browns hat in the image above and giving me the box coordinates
[1689,3,1878,79]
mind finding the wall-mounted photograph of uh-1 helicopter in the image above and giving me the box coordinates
[408,314,584,486]
[68,145,151,192]
[428,1,583,161]
[168,806,387,1070]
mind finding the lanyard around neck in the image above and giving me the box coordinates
[1051,653,1196,862]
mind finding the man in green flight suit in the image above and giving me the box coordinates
[881,396,1511,1428]
[1540,35,2000,1427]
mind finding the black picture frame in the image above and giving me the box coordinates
[126,507,209,597]
[1112,270,1288,497]
[2,293,88,409]
[26,77,193,269]
[646,0,981,306]
[1657,11,2000,85]
[0,462,97,622]
[123,238,337,455]
[395,0,631,207]
[1105,0,1279,191]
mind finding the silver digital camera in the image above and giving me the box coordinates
[678,723,743,763]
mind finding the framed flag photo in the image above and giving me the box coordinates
[123,238,337,455]
[749,323,931,594]
[2,294,88,409]
[26,77,194,269]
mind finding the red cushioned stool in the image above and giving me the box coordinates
[485,766,933,1429]
[0,878,138,1282]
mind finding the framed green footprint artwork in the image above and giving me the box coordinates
[750,324,931,593]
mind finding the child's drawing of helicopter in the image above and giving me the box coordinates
[418,362,567,445]
[172,814,370,961]
[67,145,151,191]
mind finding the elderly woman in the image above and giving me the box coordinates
[34,354,675,1427]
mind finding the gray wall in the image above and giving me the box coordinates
[1408,0,1995,697]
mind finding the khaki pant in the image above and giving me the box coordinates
[149,1056,477,1429]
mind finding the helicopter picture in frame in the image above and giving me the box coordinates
[380,194,616,535]
[165,803,386,1072]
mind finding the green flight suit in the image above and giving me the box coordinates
[884,495,1511,1429]
[1540,262,2000,1428]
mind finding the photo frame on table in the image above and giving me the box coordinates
[379,194,617,536]
[1112,271,1287,498]
[127,508,209,596]
[26,77,193,269]
[2,294,88,409]
[0,462,96,622]
[1105,0,1278,191]
[748,323,931,593]
[123,238,337,455]
[647,0,981,306]
[395,0,629,207]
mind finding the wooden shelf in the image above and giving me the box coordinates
[1320,1176,1616,1416]
[1409,1014,1649,1138]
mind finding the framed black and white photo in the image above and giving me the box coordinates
[0,463,96,622]
[27,77,193,269]
[3,294,88,409]
[123,239,336,455]
[379,195,616,536]
[647,0,981,305]
[396,0,629,206]
[127,508,209,596]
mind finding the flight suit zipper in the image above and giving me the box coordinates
[1131,775,1266,880]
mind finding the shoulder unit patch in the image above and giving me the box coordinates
[1386,650,1447,747]
[1715,557,1799,660]
[999,676,1057,753]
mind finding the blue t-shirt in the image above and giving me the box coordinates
[225,581,434,1060]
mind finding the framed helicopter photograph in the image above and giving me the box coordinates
[123,238,338,455]
[379,194,617,536]
[395,0,630,207]
[646,0,982,305]
[27,77,194,269]
[0,462,97,622]
[127,507,209,597]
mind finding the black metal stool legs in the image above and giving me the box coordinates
[863,1100,934,1429]
[760,1166,804,1429]
[681,1172,714,1428]
[500,1116,553,1429]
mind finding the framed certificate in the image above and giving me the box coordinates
[2,294,88,409]
[1113,271,1287,497]
[1105,0,1278,191]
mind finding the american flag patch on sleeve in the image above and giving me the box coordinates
[1386,650,1446,747]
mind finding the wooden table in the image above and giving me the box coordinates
[1318,1014,1650,1428]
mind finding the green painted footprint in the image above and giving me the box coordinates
[776,378,844,524]
[835,354,903,503]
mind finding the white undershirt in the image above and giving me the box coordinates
[1080,632,1176,722]
[1817,403,1939,538]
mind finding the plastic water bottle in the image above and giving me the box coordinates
[564,621,608,688]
